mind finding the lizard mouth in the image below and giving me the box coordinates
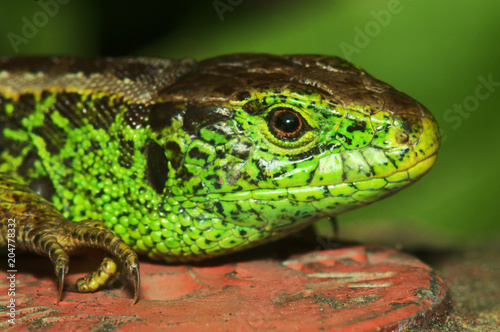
[210,113,440,231]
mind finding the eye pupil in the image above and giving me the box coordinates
[275,110,300,133]
[267,107,307,140]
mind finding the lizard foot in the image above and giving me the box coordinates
[32,219,140,304]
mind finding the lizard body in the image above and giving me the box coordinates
[0,54,440,302]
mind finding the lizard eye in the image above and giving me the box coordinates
[267,107,307,141]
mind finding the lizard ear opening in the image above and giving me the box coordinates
[146,140,169,195]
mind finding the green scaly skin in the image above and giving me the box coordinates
[0,54,440,303]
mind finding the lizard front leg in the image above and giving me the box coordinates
[0,173,140,303]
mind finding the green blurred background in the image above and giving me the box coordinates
[0,0,498,249]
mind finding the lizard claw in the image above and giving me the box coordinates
[55,256,69,305]
[28,218,140,303]
[129,257,140,304]
[36,236,70,304]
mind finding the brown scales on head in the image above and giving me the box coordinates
[158,54,430,121]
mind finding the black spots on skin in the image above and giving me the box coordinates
[179,165,194,178]
[146,140,169,195]
[124,103,149,129]
[247,177,260,187]
[398,148,410,161]
[367,165,376,177]
[165,141,182,170]
[183,104,232,133]
[305,160,318,185]
[338,134,353,147]
[341,155,348,182]
[254,158,271,181]
[255,156,302,182]
[325,142,342,152]
[188,147,210,162]
[214,201,224,214]
[149,102,183,132]
[348,183,357,190]
[205,174,222,190]
[201,238,214,247]
[192,181,206,193]
[301,146,321,162]
[29,177,55,201]
[386,156,398,170]
[346,121,367,134]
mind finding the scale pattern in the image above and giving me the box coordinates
[0,54,440,299]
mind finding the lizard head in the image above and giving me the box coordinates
[147,54,440,258]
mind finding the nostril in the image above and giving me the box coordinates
[393,113,423,146]
[396,131,410,144]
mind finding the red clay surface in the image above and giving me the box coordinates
[1,243,449,331]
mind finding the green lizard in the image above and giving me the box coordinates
[0,54,440,303]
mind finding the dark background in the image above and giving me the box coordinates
[1,0,499,249]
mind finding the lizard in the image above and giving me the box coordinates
[0,54,440,304]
